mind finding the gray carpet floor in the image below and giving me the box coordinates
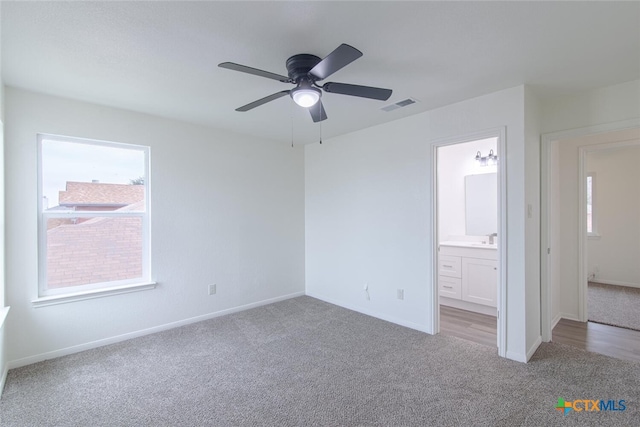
[1,296,638,426]
[589,282,640,331]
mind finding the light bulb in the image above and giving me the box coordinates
[291,87,321,108]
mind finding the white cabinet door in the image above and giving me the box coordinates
[461,258,497,307]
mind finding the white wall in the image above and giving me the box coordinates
[587,145,640,287]
[4,87,305,365]
[542,80,640,134]
[306,85,535,362]
[437,138,497,241]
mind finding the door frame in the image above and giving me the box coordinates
[579,139,640,321]
[540,118,640,341]
[431,127,507,358]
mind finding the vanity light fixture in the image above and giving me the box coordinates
[475,149,498,166]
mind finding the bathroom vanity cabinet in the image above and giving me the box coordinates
[438,242,497,314]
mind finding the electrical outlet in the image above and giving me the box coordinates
[208,284,216,295]
[397,289,404,300]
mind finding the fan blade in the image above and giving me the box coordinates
[322,82,392,101]
[309,44,363,81]
[236,90,290,112]
[219,62,290,83]
[309,100,328,123]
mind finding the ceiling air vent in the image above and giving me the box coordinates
[381,97,418,112]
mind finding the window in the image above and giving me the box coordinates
[38,134,151,302]
[586,172,598,236]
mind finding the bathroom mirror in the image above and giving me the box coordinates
[465,173,497,235]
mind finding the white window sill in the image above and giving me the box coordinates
[587,233,601,240]
[32,282,157,308]
[0,306,10,329]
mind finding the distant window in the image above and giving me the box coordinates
[38,135,151,299]
[586,172,597,235]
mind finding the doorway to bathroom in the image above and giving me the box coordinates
[432,129,506,356]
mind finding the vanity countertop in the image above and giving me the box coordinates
[439,241,497,250]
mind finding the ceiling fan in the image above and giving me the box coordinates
[218,44,392,123]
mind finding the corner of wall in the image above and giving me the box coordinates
[0,308,9,398]
[526,336,542,362]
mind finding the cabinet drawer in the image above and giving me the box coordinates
[439,255,461,278]
[439,276,462,299]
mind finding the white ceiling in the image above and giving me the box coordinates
[2,1,639,144]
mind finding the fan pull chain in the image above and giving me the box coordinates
[319,118,323,145]
[290,98,294,148]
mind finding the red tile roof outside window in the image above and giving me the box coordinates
[59,181,144,208]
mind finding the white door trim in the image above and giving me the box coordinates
[430,127,507,358]
[540,118,640,341]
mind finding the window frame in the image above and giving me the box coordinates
[36,134,153,305]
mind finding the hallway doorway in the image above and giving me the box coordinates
[584,143,640,331]
[541,122,640,342]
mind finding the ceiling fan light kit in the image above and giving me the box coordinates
[290,85,321,108]
[219,43,392,123]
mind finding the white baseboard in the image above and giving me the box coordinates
[1,306,10,399]
[526,336,543,362]
[559,312,581,322]
[0,366,8,400]
[7,291,305,370]
[505,350,527,363]
[542,313,562,343]
[306,291,431,334]
[503,336,543,363]
[551,313,562,330]
[591,279,640,289]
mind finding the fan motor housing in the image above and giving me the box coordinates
[286,54,321,83]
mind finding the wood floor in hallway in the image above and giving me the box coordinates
[440,305,640,363]
[552,318,640,363]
